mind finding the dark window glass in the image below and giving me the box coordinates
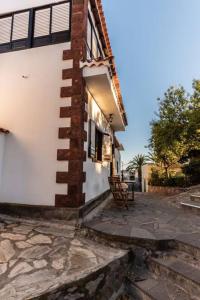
[95,128,103,161]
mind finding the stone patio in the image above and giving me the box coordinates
[0,190,200,299]
[83,191,200,300]
[84,192,200,246]
[0,214,128,300]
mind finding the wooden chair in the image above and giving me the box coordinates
[108,176,129,209]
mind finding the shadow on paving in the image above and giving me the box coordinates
[83,192,200,249]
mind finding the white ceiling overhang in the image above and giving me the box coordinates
[82,63,125,132]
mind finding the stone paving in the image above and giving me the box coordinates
[164,184,200,208]
[82,191,200,300]
[85,192,200,244]
[0,214,127,300]
[1,191,200,300]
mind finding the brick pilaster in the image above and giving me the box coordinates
[55,0,89,208]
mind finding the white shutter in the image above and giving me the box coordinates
[92,33,98,59]
[0,17,12,44]
[103,135,112,161]
[52,2,70,33]
[34,8,50,37]
[89,120,96,158]
[12,12,29,40]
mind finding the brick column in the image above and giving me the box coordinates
[55,0,89,208]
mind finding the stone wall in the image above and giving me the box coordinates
[148,186,187,196]
[34,251,130,300]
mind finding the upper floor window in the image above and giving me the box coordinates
[0,1,71,54]
[87,13,104,60]
[88,120,112,162]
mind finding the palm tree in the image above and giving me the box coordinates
[126,154,148,191]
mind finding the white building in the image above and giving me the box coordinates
[0,0,127,216]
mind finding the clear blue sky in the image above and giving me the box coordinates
[102,0,200,164]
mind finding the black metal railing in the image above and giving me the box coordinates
[0,0,71,54]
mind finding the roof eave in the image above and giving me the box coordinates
[89,0,128,127]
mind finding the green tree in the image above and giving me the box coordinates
[149,86,189,177]
[126,154,148,191]
[186,80,200,151]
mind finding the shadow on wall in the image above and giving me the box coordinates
[0,134,6,191]
[0,133,39,204]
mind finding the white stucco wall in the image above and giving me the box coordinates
[142,164,154,192]
[0,134,6,190]
[114,148,121,176]
[83,94,112,202]
[0,42,71,205]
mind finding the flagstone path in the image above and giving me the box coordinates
[84,192,200,300]
[84,193,200,246]
[0,214,127,300]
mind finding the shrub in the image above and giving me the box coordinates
[182,158,200,185]
[149,169,188,187]
[163,175,188,187]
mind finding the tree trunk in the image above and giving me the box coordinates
[164,165,169,178]
[138,167,142,192]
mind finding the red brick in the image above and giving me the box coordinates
[55,194,84,208]
[62,69,73,80]
[60,106,85,118]
[56,0,89,208]
[57,149,86,161]
[63,50,73,60]
[58,128,87,141]
[56,172,86,184]
[60,87,73,98]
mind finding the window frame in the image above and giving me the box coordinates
[87,12,104,60]
[0,0,71,54]
[88,119,112,164]
[95,127,103,162]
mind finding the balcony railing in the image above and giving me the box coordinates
[0,0,71,54]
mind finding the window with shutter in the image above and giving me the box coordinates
[0,17,12,44]
[12,12,29,41]
[88,120,112,162]
[103,135,112,162]
[0,1,71,54]
[92,33,98,59]
[52,2,70,33]
[34,8,50,38]
[88,120,96,159]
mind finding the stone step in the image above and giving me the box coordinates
[148,255,200,298]
[126,276,191,300]
[190,194,200,203]
[158,250,200,271]
[175,234,200,260]
[181,201,200,215]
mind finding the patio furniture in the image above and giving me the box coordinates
[108,176,129,209]
[124,180,135,201]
